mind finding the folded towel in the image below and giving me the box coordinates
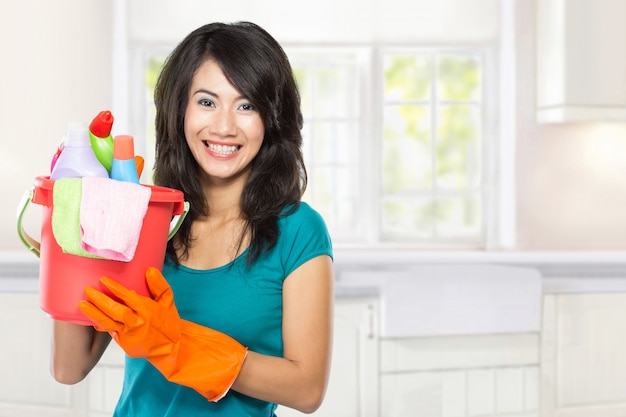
[51,178,102,258]
[80,177,152,262]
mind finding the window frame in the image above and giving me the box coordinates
[128,40,512,251]
[375,46,493,248]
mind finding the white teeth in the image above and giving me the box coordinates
[205,142,239,155]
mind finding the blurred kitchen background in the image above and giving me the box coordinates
[2,0,626,416]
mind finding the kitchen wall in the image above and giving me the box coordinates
[2,0,113,252]
[2,0,626,253]
[514,1,626,250]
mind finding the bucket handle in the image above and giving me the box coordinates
[168,201,190,240]
[16,187,41,257]
[16,187,190,259]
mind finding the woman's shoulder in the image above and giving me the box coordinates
[276,201,333,271]
[280,202,330,246]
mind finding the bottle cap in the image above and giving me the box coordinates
[89,110,114,138]
[113,135,135,160]
[64,122,90,147]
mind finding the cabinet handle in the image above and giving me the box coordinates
[367,304,375,339]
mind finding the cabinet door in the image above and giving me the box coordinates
[277,297,379,417]
[542,293,626,417]
[536,0,626,122]
[379,334,540,417]
[0,293,87,416]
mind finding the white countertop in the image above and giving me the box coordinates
[332,249,626,294]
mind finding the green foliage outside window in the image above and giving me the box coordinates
[382,52,483,242]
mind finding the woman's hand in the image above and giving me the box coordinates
[78,267,181,358]
[79,267,247,402]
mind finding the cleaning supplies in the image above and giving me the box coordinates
[50,122,109,180]
[110,135,140,184]
[89,110,115,174]
[51,178,102,258]
[80,176,151,261]
[50,140,64,172]
[135,155,145,178]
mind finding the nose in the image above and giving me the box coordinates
[210,108,237,137]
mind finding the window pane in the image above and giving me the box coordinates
[312,121,357,166]
[306,167,359,239]
[383,105,432,193]
[291,53,359,119]
[312,66,358,119]
[436,195,482,238]
[436,104,481,189]
[383,54,432,101]
[381,197,436,240]
[289,50,363,242]
[143,54,167,185]
[382,195,482,241]
[381,49,485,246]
[438,54,481,101]
[293,66,314,119]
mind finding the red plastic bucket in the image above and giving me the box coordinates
[17,176,188,325]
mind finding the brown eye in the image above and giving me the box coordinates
[239,103,256,112]
[198,98,215,108]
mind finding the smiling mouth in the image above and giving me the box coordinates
[203,141,241,155]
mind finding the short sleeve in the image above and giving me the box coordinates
[276,202,333,278]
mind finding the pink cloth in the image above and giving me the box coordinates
[80,177,151,262]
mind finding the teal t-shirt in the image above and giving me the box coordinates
[112,202,333,416]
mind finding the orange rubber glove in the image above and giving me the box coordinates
[78,267,247,402]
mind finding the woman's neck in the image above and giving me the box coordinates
[200,172,247,222]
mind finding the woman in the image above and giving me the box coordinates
[52,21,334,416]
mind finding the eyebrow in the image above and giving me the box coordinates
[193,88,217,97]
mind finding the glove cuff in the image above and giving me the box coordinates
[149,319,248,402]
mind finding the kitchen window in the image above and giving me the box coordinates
[379,50,485,246]
[287,47,492,248]
[139,45,500,249]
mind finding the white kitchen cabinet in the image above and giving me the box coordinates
[379,333,540,417]
[0,291,124,417]
[541,293,626,417]
[0,292,87,417]
[277,296,380,417]
[1,293,379,417]
[536,0,626,123]
[0,291,378,417]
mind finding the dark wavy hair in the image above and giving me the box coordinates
[153,21,306,267]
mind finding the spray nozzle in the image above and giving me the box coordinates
[89,110,114,138]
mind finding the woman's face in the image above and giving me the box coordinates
[184,59,265,185]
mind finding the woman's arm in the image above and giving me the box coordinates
[51,320,111,384]
[231,254,334,413]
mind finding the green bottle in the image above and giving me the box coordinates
[89,110,115,174]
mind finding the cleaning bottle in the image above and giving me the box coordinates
[50,122,109,180]
[110,135,140,184]
[89,110,115,174]
[49,140,64,172]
